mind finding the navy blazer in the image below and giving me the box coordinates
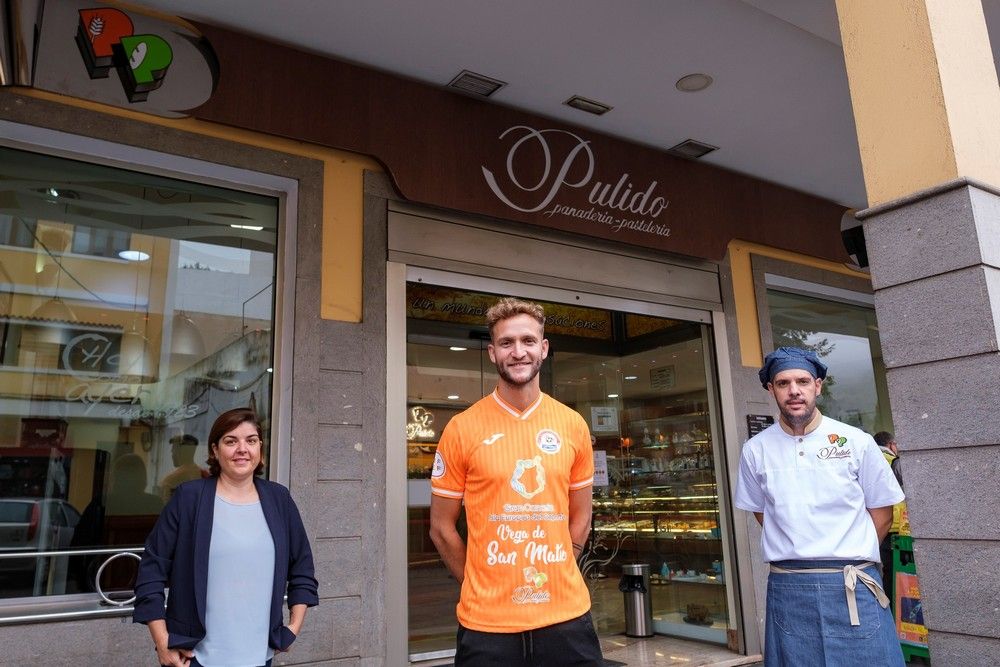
[133,477,319,651]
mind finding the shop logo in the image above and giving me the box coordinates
[536,429,562,454]
[482,125,672,239]
[76,7,173,103]
[513,565,551,605]
[818,433,851,460]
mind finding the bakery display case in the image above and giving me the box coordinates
[588,408,728,641]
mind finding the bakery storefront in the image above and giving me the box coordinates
[0,2,895,665]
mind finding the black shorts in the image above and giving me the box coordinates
[455,612,604,667]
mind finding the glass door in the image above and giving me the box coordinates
[405,282,730,658]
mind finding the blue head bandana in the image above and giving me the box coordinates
[758,346,828,388]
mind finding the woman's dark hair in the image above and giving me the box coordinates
[206,407,265,477]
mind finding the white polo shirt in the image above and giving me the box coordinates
[734,414,904,563]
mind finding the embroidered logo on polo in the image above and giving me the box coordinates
[483,433,505,445]
[511,456,546,499]
[817,433,852,460]
[431,451,446,478]
[536,429,562,454]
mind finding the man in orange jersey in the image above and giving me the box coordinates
[430,297,604,666]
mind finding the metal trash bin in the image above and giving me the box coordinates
[619,563,653,637]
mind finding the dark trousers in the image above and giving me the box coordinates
[455,612,604,667]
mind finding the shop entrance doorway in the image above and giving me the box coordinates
[404,282,734,660]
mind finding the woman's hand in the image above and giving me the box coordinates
[155,645,194,666]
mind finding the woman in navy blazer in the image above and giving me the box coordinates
[134,408,318,667]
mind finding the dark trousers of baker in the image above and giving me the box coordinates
[455,612,604,666]
[764,560,905,666]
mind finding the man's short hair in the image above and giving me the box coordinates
[485,298,545,340]
[873,431,895,448]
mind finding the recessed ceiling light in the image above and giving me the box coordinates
[675,73,713,92]
[447,394,460,400]
[667,139,719,160]
[565,95,613,115]
[230,224,264,231]
[449,346,468,351]
[607,393,619,398]
[448,69,506,97]
[118,250,150,261]
[625,375,638,380]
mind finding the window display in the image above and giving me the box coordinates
[0,146,278,603]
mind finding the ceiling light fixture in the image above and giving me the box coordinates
[675,73,713,93]
[667,139,719,160]
[118,249,150,262]
[449,346,468,351]
[230,224,264,231]
[448,69,507,97]
[447,394,460,400]
[625,375,638,380]
[607,393,619,399]
[565,95,613,116]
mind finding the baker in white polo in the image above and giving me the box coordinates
[734,346,905,666]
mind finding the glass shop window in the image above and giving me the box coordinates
[0,145,279,603]
[766,289,892,433]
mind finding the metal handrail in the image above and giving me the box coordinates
[94,552,142,606]
[0,546,144,559]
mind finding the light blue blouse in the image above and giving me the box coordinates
[194,495,276,667]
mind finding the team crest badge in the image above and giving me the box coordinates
[431,451,446,478]
[536,429,562,454]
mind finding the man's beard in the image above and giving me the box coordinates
[496,358,543,387]
[780,402,816,428]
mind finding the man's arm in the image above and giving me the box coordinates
[429,495,467,584]
[868,505,893,543]
[568,486,593,559]
[753,512,763,526]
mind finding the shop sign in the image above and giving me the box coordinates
[483,125,672,242]
[406,406,436,441]
[30,0,218,118]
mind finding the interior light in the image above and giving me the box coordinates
[675,73,714,93]
[607,393,619,398]
[449,346,467,351]
[230,224,264,231]
[447,394,460,400]
[118,250,151,262]
[47,188,60,198]
[625,375,638,380]
[267,368,273,373]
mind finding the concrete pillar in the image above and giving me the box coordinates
[837,0,1000,659]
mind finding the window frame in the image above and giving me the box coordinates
[0,119,298,624]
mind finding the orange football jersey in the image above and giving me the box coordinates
[431,390,595,632]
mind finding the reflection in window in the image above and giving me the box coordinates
[0,145,279,602]
[0,215,36,249]
[767,289,892,433]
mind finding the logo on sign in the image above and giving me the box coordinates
[482,125,672,239]
[76,7,173,103]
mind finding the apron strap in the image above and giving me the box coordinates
[769,561,890,626]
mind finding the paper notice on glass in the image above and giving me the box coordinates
[593,450,609,487]
[590,406,619,433]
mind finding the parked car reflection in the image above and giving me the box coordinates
[0,498,81,596]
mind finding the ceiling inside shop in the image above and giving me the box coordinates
[136,0,1000,212]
